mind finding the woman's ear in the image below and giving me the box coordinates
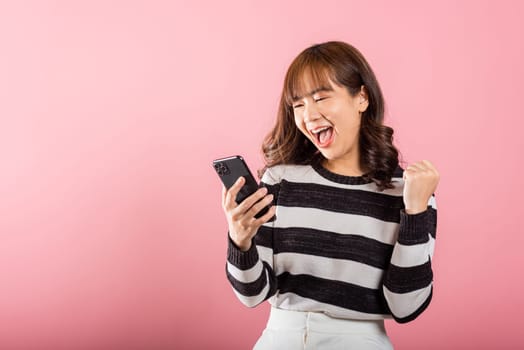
[358,85,369,112]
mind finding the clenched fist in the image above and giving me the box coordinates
[403,160,440,215]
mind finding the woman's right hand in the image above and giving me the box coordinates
[222,176,277,251]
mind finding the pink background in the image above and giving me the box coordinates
[1,1,523,349]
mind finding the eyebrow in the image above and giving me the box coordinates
[292,86,333,102]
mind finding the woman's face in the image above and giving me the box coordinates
[292,77,369,167]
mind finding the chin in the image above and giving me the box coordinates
[318,150,339,160]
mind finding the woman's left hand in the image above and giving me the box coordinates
[403,160,440,215]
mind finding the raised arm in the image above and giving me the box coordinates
[383,160,440,323]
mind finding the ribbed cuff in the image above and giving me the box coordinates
[227,233,259,269]
[398,209,430,245]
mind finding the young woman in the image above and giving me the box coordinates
[221,41,439,349]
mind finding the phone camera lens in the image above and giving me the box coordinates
[214,162,230,176]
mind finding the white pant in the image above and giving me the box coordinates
[253,307,394,350]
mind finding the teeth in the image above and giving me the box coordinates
[311,126,330,134]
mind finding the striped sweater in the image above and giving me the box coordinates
[226,159,437,323]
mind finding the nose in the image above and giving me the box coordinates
[303,101,321,123]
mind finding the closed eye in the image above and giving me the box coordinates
[292,103,304,109]
[314,97,328,102]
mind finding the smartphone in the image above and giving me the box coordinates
[212,155,270,219]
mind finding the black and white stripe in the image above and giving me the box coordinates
[226,163,437,322]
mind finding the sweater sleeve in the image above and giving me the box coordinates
[383,195,437,323]
[225,167,281,307]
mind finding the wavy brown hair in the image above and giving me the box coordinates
[259,41,399,191]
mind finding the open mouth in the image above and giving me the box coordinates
[311,126,334,147]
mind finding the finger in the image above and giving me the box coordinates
[403,165,418,179]
[422,162,440,185]
[421,160,439,174]
[411,161,438,177]
[253,205,277,227]
[233,186,268,217]
[406,162,426,172]
[247,193,274,218]
[222,185,227,208]
[421,159,434,167]
[224,176,245,210]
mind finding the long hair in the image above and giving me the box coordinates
[259,41,399,191]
